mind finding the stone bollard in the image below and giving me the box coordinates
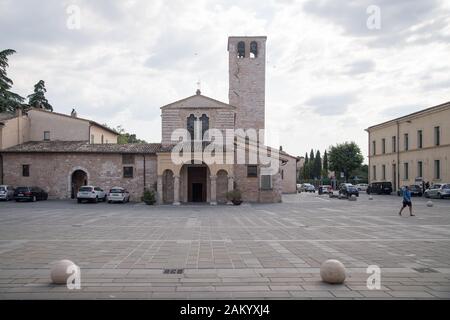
[50,259,77,284]
[320,259,346,284]
[426,200,433,207]
[349,195,357,201]
[368,195,373,200]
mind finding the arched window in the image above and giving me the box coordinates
[250,41,257,58]
[237,41,245,58]
[187,114,196,140]
[200,114,209,140]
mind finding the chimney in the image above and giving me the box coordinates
[71,108,77,118]
[16,108,23,145]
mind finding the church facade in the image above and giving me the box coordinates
[0,36,297,204]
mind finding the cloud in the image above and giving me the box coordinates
[344,59,375,75]
[304,93,357,116]
[303,0,450,47]
[380,104,424,118]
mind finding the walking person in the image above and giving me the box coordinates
[399,186,414,216]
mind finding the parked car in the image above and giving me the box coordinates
[77,186,107,203]
[14,186,48,202]
[0,185,15,201]
[367,182,393,195]
[424,183,450,199]
[318,185,332,194]
[302,183,315,192]
[107,187,130,203]
[339,184,359,198]
[355,183,368,192]
[397,185,423,197]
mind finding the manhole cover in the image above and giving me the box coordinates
[163,269,184,274]
[413,267,438,273]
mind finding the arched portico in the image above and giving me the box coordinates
[68,166,89,199]
[156,152,234,205]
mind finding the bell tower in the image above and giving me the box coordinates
[228,36,267,131]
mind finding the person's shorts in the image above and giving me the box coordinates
[402,200,412,208]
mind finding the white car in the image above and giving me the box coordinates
[107,187,130,203]
[0,185,15,201]
[77,186,107,203]
[424,183,450,199]
[355,183,368,192]
[302,183,315,192]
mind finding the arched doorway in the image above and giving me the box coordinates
[217,169,228,204]
[162,169,174,204]
[186,164,209,203]
[71,170,87,199]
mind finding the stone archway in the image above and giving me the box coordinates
[70,169,88,199]
[216,169,229,204]
[162,169,174,204]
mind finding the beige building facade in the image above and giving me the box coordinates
[366,102,450,191]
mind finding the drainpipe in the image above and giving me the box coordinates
[143,154,146,191]
[396,120,400,192]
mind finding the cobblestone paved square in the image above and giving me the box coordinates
[1,193,449,299]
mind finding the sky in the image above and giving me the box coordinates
[1,0,450,162]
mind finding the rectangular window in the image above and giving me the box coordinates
[382,138,386,154]
[22,165,30,177]
[372,141,376,155]
[44,131,50,141]
[122,154,135,164]
[404,134,409,151]
[382,165,386,180]
[123,166,134,178]
[434,126,440,146]
[247,165,258,177]
[260,175,272,190]
[91,134,95,144]
[434,160,440,179]
[417,130,423,149]
[392,136,396,153]
[372,165,376,181]
[404,163,409,180]
[418,161,423,178]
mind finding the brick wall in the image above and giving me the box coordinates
[2,153,157,201]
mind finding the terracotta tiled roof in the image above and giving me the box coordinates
[2,141,162,154]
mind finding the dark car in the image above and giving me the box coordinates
[339,184,359,198]
[397,185,423,197]
[367,182,393,195]
[14,186,48,202]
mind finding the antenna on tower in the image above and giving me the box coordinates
[196,79,201,95]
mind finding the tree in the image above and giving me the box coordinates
[328,142,364,182]
[302,153,309,181]
[314,150,322,179]
[0,49,24,113]
[27,80,53,111]
[114,125,147,144]
[309,149,315,179]
[322,150,329,177]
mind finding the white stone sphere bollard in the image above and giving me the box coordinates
[50,259,77,284]
[320,259,346,284]
[368,195,373,200]
[349,195,357,201]
[426,201,433,207]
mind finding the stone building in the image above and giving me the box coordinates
[366,101,450,191]
[0,36,298,203]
